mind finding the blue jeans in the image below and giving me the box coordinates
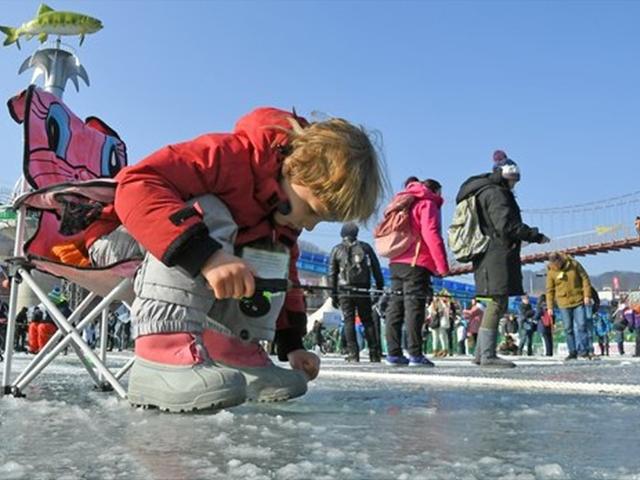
[584,308,595,354]
[560,305,587,355]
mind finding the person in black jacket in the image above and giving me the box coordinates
[372,292,389,358]
[329,223,385,362]
[584,287,600,356]
[14,306,28,352]
[455,153,549,367]
[518,295,536,356]
[312,320,326,354]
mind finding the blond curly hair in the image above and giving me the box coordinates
[282,117,388,223]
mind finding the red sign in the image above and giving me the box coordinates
[613,276,620,290]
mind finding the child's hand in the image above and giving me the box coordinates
[201,250,256,299]
[287,349,320,380]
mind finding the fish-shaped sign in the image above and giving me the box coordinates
[0,3,102,49]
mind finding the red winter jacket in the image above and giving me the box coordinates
[389,182,449,276]
[115,108,308,357]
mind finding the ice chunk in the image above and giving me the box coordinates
[0,461,32,480]
[276,463,315,480]
[534,464,567,479]
[223,444,274,460]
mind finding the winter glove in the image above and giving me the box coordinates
[536,234,551,244]
[275,310,307,362]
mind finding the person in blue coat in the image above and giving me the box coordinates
[594,312,612,356]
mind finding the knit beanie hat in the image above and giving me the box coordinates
[340,222,359,239]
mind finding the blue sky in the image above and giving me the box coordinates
[0,0,639,278]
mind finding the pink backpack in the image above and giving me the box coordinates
[373,193,418,258]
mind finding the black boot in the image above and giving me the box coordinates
[363,324,381,363]
[345,343,360,362]
[369,348,382,363]
[478,328,515,368]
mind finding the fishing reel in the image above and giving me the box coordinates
[239,278,289,317]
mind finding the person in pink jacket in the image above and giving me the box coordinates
[384,178,449,366]
[463,298,484,352]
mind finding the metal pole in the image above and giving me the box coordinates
[98,308,109,382]
[1,202,27,394]
[115,357,135,381]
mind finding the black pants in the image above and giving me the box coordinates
[371,309,383,355]
[385,263,432,358]
[339,295,377,358]
[15,325,27,351]
[597,335,609,356]
[540,326,553,356]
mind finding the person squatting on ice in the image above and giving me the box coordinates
[454,150,549,368]
[329,222,385,362]
[104,107,386,412]
[383,178,449,367]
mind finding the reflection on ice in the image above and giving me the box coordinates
[1,354,640,479]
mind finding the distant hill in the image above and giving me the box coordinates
[523,269,640,294]
[589,271,640,291]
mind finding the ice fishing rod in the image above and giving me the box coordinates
[240,278,456,317]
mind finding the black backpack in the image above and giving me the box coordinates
[339,241,371,286]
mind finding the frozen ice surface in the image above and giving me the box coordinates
[1,353,640,479]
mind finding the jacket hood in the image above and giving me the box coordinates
[455,170,505,203]
[232,107,309,217]
[402,181,444,207]
[233,107,307,149]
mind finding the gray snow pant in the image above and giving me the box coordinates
[128,195,286,341]
[88,225,144,268]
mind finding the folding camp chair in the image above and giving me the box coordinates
[1,85,142,399]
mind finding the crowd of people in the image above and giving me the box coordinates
[325,150,545,367]
[310,291,640,361]
[323,150,640,365]
[0,288,133,362]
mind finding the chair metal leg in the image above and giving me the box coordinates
[16,271,129,399]
[98,309,109,383]
[2,204,27,394]
[12,292,97,387]
[1,276,20,395]
[115,356,135,381]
